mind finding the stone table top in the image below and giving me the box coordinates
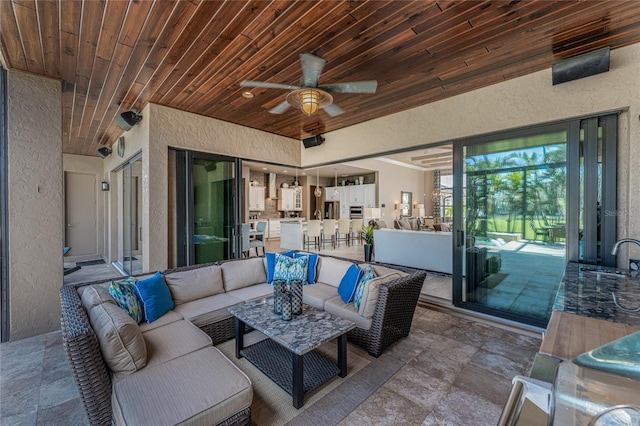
[229,298,356,356]
[554,262,640,326]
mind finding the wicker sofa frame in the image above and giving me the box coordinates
[59,259,425,425]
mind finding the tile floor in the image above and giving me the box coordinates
[29,237,545,425]
[0,305,540,425]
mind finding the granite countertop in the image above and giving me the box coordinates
[554,262,640,326]
[228,298,356,355]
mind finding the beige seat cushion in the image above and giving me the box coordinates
[164,265,225,305]
[173,293,243,327]
[138,310,183,333]
[80,284,116,311]
[324,295,372,330]
[359,273,402,319]
[112,346,252,426]
[221,258,267,291]
[88,303,147,375]
[226,283,272,303]
[316,257,353,288]
[141,320,212,371]
[302,282,338,309]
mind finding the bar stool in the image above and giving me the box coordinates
[350,218,363,244]
[321,219,337,249]
[304,220,322,250]
[336,219,351,247]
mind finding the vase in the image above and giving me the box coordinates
[364,244,373,262]
[273,280,286,314]
[290,280,303,315]
[281,290,292,321]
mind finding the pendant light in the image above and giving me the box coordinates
[333,169,339,198]
[314,169,322,198]
[294,168,301,194]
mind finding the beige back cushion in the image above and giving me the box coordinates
[80,284,116,311]
[221,258,267,291]
[164,265,225,305]
[316,257,353,288]
[359,273,402,319]
[371,264,407,278]
[89,303,147,375]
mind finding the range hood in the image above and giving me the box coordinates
[268,173,277,198]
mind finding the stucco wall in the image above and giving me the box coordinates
[7,71,62,340]
[304,43,640,264]
[146,104,300,270]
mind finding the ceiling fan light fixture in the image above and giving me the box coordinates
[300,89,319,115]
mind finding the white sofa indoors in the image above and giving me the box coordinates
[374,228,453,274]
[60,254,426,426]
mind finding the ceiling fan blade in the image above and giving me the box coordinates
[300,53,326,87]
[319,80,378,93]
[268,100,291,114]
[322,103,344,117]
[240,80,300,90]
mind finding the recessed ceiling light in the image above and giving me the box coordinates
[262,167,267,170]
[283,170,288,173]
[242,91,254,99]
[301,172,306,175]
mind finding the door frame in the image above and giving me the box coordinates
[63,171,99,259]
[0,67,8,342]
[174,149,243,266]
[113,152,143,274]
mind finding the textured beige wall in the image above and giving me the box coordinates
[304,43,640,264]
[7,71,62,340]
[63,154,105,261]
[144,104,300,270]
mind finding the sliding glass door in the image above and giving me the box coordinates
[452,115,617,327]
[118,154,143,275]
[175,150,242,266]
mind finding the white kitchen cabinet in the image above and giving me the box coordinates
[248,186,265,211]
[325,187,339,201]
[277,188,302,211]
[363,184,376,208]
[349,186,365,204]
[268,220,281,239]
[339,187,350,219]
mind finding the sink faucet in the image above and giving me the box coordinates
[611,238,640,255]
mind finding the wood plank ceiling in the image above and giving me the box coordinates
[1,1,640,156]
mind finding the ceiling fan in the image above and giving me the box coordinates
[240,53,377,117]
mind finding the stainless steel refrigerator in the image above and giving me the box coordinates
[324,201,339,219]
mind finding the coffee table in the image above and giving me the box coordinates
[228,298,356,408]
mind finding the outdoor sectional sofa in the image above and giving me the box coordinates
[59,254,426,426]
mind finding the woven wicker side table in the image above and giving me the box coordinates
[229,298,355,409]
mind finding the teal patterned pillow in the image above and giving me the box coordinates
[109,277,143,324]
[273,253,309,284]
[353,265,377,309]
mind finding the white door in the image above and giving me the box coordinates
[65,172,97,256]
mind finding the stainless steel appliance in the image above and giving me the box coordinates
[350,205,363,219]
[324,201,339,219]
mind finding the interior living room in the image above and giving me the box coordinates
[2,2,640,425]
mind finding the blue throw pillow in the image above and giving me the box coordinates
[109,277,143,323]
[273,253,308,284]
[353,265,377,310]
[294,252,319,284]
[265,251,295,283]
[338,263,363,304]
[134,272,174,323]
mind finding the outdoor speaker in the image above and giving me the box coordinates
[552,47,610,85]
[97,147,112,159]
[302,134,325,148]
[116,111,143,131]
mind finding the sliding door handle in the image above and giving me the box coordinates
[456,230,464,247]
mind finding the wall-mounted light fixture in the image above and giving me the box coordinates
[101,181,110,191]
